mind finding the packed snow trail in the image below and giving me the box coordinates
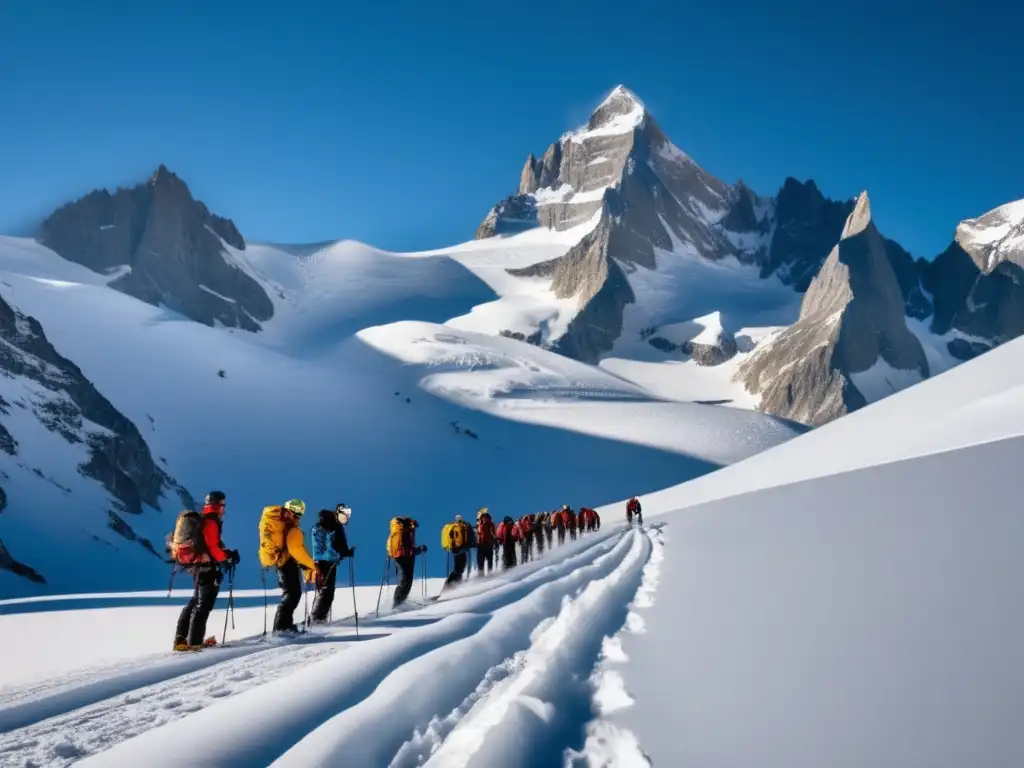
[271,531,651,767]
[0,526,657,767]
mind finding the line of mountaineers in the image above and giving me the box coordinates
[166,492,642,652]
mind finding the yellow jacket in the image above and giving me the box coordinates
[284,524,315,571]
[258,506,316,571]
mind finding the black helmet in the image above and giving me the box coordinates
[205,491,226,505]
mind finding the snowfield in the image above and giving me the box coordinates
[1,318,1021,765]
[0,228,803,598]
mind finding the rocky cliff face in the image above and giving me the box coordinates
[739,193,929,425]
[0,292,192,584]
[924,199,1024,360]
[38,166,273,331]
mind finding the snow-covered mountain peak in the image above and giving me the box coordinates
[841,190,873,239]
[954,197,1024,272]
[579,85,647,138]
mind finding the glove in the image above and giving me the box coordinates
[225,549,240,566]
[416,545,427,554]
[304,567,317,584]
[345,547,356,557]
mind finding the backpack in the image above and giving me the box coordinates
[519,516,533,535]
[477,514,495,545]
[168,510,205,564]
[387,517,416,558]
[258,506,294,568]
[552,511,565,529]
[442,522,470,551]
[311,523,341,562]
[627,498,639,513]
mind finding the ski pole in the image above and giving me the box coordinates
[375,555,391,617]
[166,563,177,598]
[349,555,359,638]
[221,565,235,644]
[302,574,311,629]
[260,567,269,637]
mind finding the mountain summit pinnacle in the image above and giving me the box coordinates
[586,85,646,131]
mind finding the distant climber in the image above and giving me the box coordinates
[566,505,579,541]
[387,516,426,608]
[552,505,569,546]
[518,513,535,563]
[476,508,496,575]
[309,504,355,624]
[169,490,239,651]
[441,514,475,592]
[626,496,642,526]
[258,498,316,634]
[534,511,548,555]
[496,515,521,569]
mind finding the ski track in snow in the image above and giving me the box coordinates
[566,524,664,768]
[0,527,659,767]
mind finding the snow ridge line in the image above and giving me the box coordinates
[72,533,631,767]
[268,532,644,766]
[397,529,654,767]
[568,524,665,767]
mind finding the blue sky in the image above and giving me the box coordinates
[0,0,1018,258]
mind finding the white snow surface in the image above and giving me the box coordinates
[0,333,1019,765]
[0,227,801,598]
[2,334,1022,765]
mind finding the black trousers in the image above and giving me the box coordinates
[519,535,532,563]
[311,560,339,621]
[443,551,468,590]
[557,527,566,545]
[476,544,494,574]
[545,528,553,548]
[274,559,303,631]
[393,555,415,607]
[175,566,221,645]
[501,543,517,569]
[535,530,545,554]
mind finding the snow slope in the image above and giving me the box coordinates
[587,334,1024,767]
[0,232,802,597]
[1,334,1020,766]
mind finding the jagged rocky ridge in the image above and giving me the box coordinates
[38,165,274,331]
[476,85,1024,424]
[479,87,864,365]
[738,193,929,426]
[0,292,192,583]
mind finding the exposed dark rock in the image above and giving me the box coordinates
[924,202,1024,346]
[38,165,273,331]
[0,291,182,513]
[0,537,46,583]
[499,329,543,346]
[883,238,932,319]
[763,178,853,290]
[947,337,993,361]
[685,333,739,366]
[108,510,160,557]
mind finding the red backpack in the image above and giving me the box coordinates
[477,513,495,545]
[519,516,533,535]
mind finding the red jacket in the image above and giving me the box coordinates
[566,510,577,529]
[518,516,534,536]
[477,516,496,546]
[201,508,229,563]
[496,521,521,544]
